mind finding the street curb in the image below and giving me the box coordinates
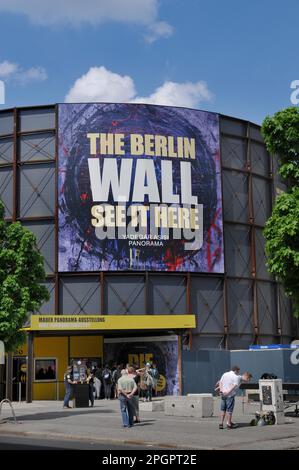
[0,427,205,450]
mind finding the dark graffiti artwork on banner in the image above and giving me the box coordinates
[58,103,224,273]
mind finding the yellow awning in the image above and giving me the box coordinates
[29,314,196,331]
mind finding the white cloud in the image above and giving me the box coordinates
[0,60,19,78]
[65,66,136,103]
[0,60,47,84]
[133,81,213,108]
[0,0,173,41]
[65,66,213,109]
[0,0,155,25]
[144,21,174,44]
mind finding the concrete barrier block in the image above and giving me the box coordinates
[164,395,213,418]
[139,400,164,412]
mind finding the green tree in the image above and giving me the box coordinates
[0,202,49,351]
[261,107,299,317]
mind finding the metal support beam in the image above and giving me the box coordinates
[5,353,13,401]
[26,332,33,403]
[100,272,105,314]
[145,271,150,315]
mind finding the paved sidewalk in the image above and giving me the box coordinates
[0,397,299,450]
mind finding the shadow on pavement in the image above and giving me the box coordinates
[3,408,116,422]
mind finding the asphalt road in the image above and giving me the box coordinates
[0,435,156,450]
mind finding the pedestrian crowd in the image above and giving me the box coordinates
[63,361,160,428]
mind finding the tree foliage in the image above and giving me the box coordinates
[262,106,299,184]
[261,107,299,317]
[0,202,49,351]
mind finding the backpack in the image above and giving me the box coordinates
[260,372,278,380]
[103,370,111,382]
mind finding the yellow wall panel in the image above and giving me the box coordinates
[33,382,57,400]
[32,336,102,400]
[70,336,103,359]
[34,337,68,381]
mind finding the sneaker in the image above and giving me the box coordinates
[219,424,224,429]
[63,405,71,409]
[227,423,238,429]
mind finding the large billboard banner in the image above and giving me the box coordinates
[58,103,224,272]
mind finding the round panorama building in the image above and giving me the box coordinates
[0,103,297,402]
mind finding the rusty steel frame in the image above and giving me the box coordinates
[0,106,297,361]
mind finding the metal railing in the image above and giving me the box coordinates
[0,399,17,424]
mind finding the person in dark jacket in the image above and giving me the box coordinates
[102,364,112,400]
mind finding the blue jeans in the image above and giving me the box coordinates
[63,383,72,406]
[119,395,134,427]
[220,395,235,414]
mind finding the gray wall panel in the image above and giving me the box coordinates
[220,117,247,137]
[252,177,271,226]
[222,170,249,222]
[182,349,231,394]
[0,168,13,217]
[251,142,270,177]
[227,279,253,334]
[191,334,226,349]
[19,108,55,132]
[250,126,264,143]
[225,224,251,277]
[257,281,278,335]
[105,276,145,315]
[150,275,186,314]
[221,136,247,170]
[228,335,255,350]
[0,112,13,136]
[191,277,224,333]
[60,276,101,315]
[35,281,55,315]
[19,133,55,162]
[0,137,13,164]
[19,164,55,217]
[22,221,55,274]
[231,350,284,382]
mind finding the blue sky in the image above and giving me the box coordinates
[0,0,298,124]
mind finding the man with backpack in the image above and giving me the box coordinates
[102,364,112,400]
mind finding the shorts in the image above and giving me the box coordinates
[220,395,235,414]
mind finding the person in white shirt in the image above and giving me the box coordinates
[216,366,252,429]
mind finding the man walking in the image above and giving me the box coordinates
[217,366,251,429]
[117,367,137,428]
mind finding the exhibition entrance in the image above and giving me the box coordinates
[7,314,195,402]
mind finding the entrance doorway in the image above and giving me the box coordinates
[12,357,27,401]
